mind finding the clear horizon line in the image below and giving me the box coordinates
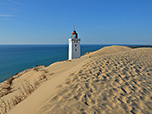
[0,43,151,45]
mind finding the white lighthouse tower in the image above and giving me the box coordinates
[68,27,81,60]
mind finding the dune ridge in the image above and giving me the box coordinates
[37,48,152,114]
[81,45,131,58]
[0,46,152,114]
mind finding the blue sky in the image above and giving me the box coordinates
[0,0,152,44]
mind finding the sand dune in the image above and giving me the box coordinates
[0,46,152,114]
[81,45,131,58]
[37,48,152,114]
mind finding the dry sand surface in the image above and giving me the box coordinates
[0,46,152,114]
[81,45,131,58]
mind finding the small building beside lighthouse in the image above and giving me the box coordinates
[68,28,81,60]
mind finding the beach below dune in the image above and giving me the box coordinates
[0,45,152,114]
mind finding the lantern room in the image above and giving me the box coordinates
[71,30,78,38]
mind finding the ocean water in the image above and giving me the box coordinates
[0,44,111,82]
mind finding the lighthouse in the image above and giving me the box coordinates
[68,27,81,60]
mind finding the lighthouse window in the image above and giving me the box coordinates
[75,44,77,47]
[75,49,77,51]
[74,41,78,43]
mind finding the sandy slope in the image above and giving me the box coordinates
[1,46,152,114]
[81,45,131,58]
[7,58,89,114]
[38,48,152,114]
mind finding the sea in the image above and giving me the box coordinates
[0,44,114,82]
[1,44,148,82]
